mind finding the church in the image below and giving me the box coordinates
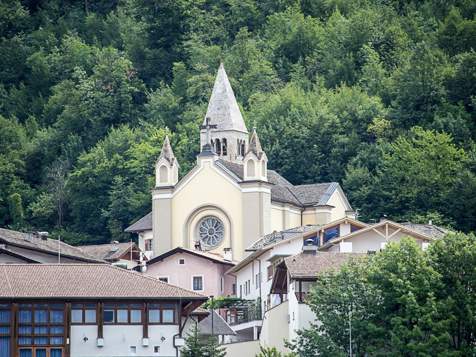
[125,64,354,261]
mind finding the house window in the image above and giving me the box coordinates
[267,265,274,281]
[239,285,242,298]
[179,259,185,265]
[232,283,236,295]
[71,303,97,324]
[148,304,176,324]
[192,276,203,291]
[255,273,260,289]
[103,303,142,324]
[144,239,153,251]
[323,225,340,243]
[158,277,169,283]
[220,277,224,293]
[16,304,65,348]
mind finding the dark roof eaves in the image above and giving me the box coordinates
[0,237,105,264]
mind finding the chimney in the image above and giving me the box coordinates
[223,248,232,261]
[428,220,432,225]
[38,232,49,240]
[302,237,318,254]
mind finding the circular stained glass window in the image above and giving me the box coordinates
[197,216,224,249]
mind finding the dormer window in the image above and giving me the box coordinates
[323,225,340,243]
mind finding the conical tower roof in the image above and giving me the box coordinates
[247,128,265,159]
[203,63,248,133]
[158,135,177,166]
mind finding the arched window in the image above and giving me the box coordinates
[215,139,221,155]
[241,142,246,156]
[222,139,227,156]
[246,160,255,177]
[159,165,168,183]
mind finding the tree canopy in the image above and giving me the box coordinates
[0,0,475,244]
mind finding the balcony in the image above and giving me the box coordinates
[215,298,262,326]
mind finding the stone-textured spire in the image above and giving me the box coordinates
[158,135,177,166]
[247,128,264,159]
[203,63,248,133]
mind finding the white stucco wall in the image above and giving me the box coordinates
[260,301,290,353]
[70,325,179,357]
[330,228,425,253]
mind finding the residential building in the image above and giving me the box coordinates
[0,264,206,357]
[125,63,353,261]
[224,217,440,351]
[0,228,103,264]
[143,247,236,298]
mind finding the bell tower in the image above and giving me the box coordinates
[200,63,249,162]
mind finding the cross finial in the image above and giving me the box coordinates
[200,117,218,152]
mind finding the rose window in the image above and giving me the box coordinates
[197,216,224,249]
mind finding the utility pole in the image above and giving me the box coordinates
[349,303,352,357]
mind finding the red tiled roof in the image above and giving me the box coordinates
[0,264,206,300]
[284,252,366,279]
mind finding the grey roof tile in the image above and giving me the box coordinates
[125,212,152,232]
[197,310,236,336]
[0,228,104,263]
[203,63,248,133]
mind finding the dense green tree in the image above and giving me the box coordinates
[0,0,475,243]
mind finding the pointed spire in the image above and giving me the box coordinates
[158,135,177,165]
[203,63,248,133]
[247,128,264,159]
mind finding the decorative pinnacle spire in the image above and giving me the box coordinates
[158,135,177,165]
[247,128,264,159]
[202,63,248,133]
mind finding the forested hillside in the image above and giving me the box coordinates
[1,0,475,244]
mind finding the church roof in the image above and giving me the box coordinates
[203,63,248,133]
[125,212,152,232]
[158,135,177,165]
[216,159,340,208]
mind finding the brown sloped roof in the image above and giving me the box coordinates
[79,242,138,261]
[147,247,236,266]
[0,264,206,299]
[0,228,104,263]
[284,252,366,279]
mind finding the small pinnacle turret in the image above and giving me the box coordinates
[158,135,177,166]
[247,128,265,159]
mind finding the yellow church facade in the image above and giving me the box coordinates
[126,64,354,261]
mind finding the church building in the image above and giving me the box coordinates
[126,64,354,261]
